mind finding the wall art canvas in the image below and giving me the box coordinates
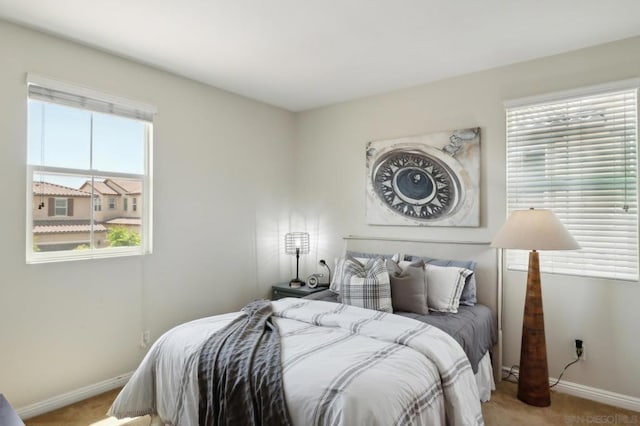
[365,127,480,227]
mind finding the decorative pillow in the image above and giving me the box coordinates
[330,256,362,293]
[386,259,429,315]
[332,253,401,293]
[341,257,392,313]
[424,264,473,313]
[405,255,478,306]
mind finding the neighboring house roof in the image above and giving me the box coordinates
[80,179,142,195]
[33,224,108,234]
[105,217,142,226]
[107,179,142,195]
[33,182,91,197]
[80,181,119,195]
[35,220,93,226]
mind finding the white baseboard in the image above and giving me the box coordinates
[501,366,640,412]
[16,371,133,420]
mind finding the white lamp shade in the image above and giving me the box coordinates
[284,232,310,254]
[491,208,580,251]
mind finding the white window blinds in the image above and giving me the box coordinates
[27,73,156,122]
[505,84,639,281]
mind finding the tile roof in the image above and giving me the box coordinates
[80,179,142,195]
[80,181,119,195]
[107,179,142,195]
[33,224,108,234]
[34,220,91,226]
[33,182,91,197]
[105,217,142,226]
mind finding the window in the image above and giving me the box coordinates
[54,198,68,216]
[132,197,137,212]
[27,74,155,263]
[123,197,128,211]
[505,80,639,280]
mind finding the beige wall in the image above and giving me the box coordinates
[120,196,141,219]
[294,36,640,399]
[0,19,295,409]
[77,183,144,223]
[92,194,124,223]
[3,17,640,413]
[31,195,92,220]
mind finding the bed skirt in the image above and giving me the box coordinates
[476,351,495,402]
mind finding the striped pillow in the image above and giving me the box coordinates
[331,253,401,294]
[424,264,473,313]
[330,256,355,294]
[341,257,392,313]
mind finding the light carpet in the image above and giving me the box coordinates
[25,381,639,425]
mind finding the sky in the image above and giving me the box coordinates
[28,100,146,189]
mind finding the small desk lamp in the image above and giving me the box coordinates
[319,259,331,286]
[285,232,310,288]
[491,208,579,407]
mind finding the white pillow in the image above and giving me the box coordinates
[398,260,414,271]
[425,264,473,313]
[330,257,342,293]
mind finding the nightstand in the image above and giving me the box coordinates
[271,282,327,300]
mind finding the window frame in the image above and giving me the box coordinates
[504,79,640,281]
[26,73,155,264]
[54,198,68,216]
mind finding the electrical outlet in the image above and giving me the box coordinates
[574,339,586,361]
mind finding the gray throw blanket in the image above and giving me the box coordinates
[198,300,293,426]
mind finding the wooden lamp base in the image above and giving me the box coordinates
[517,250,551,407]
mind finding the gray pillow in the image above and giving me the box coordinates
[386,259,429,315]
[405,255,477,306]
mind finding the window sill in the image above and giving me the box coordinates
[27,246,150,264]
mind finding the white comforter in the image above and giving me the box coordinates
[109,298,483,425]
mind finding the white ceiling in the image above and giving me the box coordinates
[2,1,640,111]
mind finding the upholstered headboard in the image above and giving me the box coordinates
[343,235,502,382]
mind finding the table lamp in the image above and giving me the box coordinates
[491,208,580,406]
[285,232,310,288]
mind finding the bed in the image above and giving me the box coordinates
[340,235,502,383]
[108,236,499,425]
[306,290,496,402]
